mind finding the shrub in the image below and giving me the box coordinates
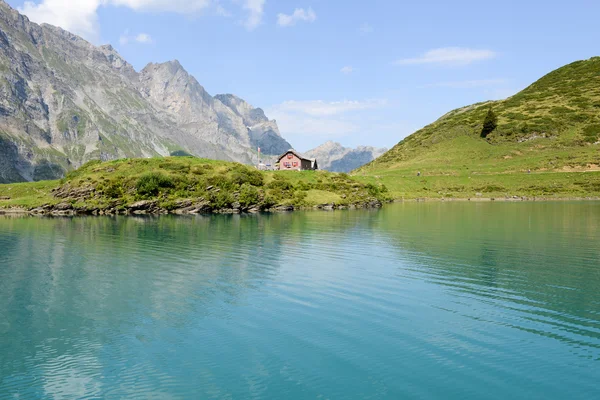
[239,183,260,207]
[267,179,293,191]
[582,124,600,143]
[136,172,175,198]
[229,165,264,186]
[209,190,233,209]
[102,181,124,198]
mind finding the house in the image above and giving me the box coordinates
[276,150,318,171]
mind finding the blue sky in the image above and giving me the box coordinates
[7,0,600,151]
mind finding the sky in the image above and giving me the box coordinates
[6,0,600,151]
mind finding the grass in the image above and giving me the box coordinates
[0,157,389,212]
[354,170,600,200]
[0,181,57,208]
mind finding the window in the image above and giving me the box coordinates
[284,162,291,167]
[292,162,298,167]
[287,153,293,159]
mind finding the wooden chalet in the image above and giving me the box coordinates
[276,150,318,171]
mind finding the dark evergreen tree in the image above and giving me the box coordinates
[481,108,498,138]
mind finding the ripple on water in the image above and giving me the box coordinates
[1,204,600,399]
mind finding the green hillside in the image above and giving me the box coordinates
[355,57,600,199]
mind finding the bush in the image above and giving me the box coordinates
[239,183,260,207]
[209,190,233,209]
[136,172,175,198]
[102,181,124,198]
[267,179,294,191]
[230,165,264,186]
[582,124,600,143]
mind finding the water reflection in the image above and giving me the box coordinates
[1,204,599,399]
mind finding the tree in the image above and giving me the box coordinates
[481,108,498,138]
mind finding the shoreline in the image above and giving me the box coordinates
[394,196,600,202]
[0,200,384,217]
[3,196,600,217]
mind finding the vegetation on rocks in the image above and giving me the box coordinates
[0,157,390,215]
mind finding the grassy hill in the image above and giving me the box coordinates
[355,57,600,199]
[0,157,389,215]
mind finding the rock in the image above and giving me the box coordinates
[51,210,75,216]
[206,186,214,191]
[128,200,155,211]
[173,200,212,214]
[274,205,294,212]
[0,196,10,200]
[54,202,73,211]
[174,199,193,208]
[368,200,382,208]
[231,202,241,210]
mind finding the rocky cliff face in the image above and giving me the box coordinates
[0,0,291,183]
[304,141,387,173]
[214,94,291,155]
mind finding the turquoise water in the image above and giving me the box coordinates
[1,202,599,399]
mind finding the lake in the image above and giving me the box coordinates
[1,202,599,399]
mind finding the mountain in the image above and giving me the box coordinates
[0,0,291,183]
[304,141,387,172]
[359,57,600,176]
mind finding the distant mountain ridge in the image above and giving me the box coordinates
[0,0,291,183]
[304,141,387,172]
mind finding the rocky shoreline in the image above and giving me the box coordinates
[0,199,384,217]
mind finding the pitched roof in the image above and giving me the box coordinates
[276,149,315,163]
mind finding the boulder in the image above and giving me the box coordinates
[54,202,73,211]
[127,200,156,211]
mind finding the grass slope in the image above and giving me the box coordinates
[356,57,600,199]
[0,157,389,213]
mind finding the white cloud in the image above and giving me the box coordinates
[267,99,387,141]
[422,79,507,89]
[395,47,497,67]
[20,0,103,41]
[119,30,153,45]
[243,0,265,30]
[277,7,316,27]
[340,66,354,75]
[271,113,360,138]
[359,22,373,34]
[135,33,153,43]
[18,0,256,41]
[274,99,386,117]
